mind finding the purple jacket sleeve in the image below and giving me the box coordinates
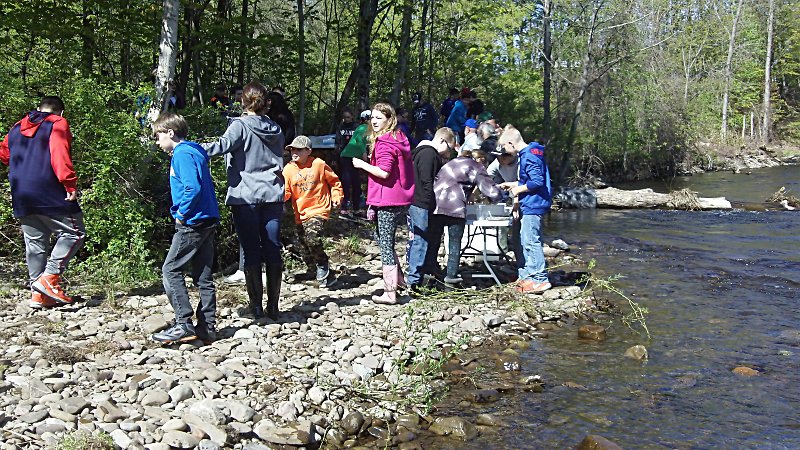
[473,163,504,202]
[373,139,397,174]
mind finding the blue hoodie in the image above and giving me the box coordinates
[517,142,552,215]
[170,141,220,225]
[446,100,468,134]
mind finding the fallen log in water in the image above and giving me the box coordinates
[593,187,732,210]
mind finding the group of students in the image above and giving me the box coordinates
[0,82,551,347]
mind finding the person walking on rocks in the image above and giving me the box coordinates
[283,135,343,288]
[498,126,552,294]
[202,81,285,320]
[352,103,414,304]
[151,113,220,344]
[0,96,86,309]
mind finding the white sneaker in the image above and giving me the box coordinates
[223,270,246,284]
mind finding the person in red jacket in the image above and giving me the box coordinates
[0,96,86,309]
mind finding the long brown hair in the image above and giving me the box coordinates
[367,102,399,156]
[241,81,269,114]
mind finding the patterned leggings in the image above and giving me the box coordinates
[375,206,408,265]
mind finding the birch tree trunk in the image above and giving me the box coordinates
[761,0,775,145]
[150,0,180,120]
[296,0,306,134]
[720,0,744,140]
[389,0,414,105]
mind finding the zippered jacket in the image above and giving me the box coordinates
[170,141,220,225]
[517,142,552,215]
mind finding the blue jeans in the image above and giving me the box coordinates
[406,205,438,285]
[519,214,548,282]
[429,215,465,279]
[231,202,283,269]
[338,156,363,209]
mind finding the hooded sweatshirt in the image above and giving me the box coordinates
[283,156,343,224]
[340,123,369,158]
[366,130,414,207]
[517,142,552,215]
[202,114,285,205]
[446,100,468,135]
[411,141,444,211]
[169,141,220,225]
[433,156,504,219]
[0,111,81,218]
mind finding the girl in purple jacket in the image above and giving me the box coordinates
[352,103,414,304]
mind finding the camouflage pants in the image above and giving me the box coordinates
[297,217,329,267]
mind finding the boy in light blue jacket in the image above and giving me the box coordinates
[151,112,220,344]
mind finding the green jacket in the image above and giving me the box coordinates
[340,123,369,158]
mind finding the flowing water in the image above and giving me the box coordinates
[432,166,800,449]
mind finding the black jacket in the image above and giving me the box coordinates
[411,144,443,210]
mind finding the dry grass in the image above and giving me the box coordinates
[768,187,800,207]
[667,188,703,210]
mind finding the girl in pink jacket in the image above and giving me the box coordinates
[352,102,414,304]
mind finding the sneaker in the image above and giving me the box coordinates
[531,281,552,293]
[152,322,197,344]
[515,279,536,293]
[32,273,73,305]
[319,273,338,289]
[223,270,246,284]
[29,291,59,309]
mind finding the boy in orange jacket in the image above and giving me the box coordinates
[283,136,344,287]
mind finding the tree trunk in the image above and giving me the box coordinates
[356,0,379,111]
[720,0,744,140]
[389,0,414,105]
[334,61,359,131]
[593,187,731,210]
[81,0,94,77]
[761,0,775,145]
[417,0,429,87]
[542,0,553,144]
[296,0,307,134]
[558,0,602,184]
[150,0,181,119]
[177,3,194,107]
[237,0,249,86]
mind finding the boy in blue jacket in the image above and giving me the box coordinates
[499,126,552,294]
[151,113,221,344]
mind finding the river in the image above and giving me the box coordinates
[433,166,800,449]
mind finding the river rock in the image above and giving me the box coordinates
[543,246,561,257]
[307,386,326,405]
[56,396,90,415]
[169,383,194,403]
[162,430,200,448]
[110,429,133,449]
[577,434,623,450]
[578,324,607,341]
[459,317,486,332]
[254,420,319,446]
[228,401,255,423]
[183,413,228,445]
[142,316,170,334]
[141,389,170,406]
[341,411,365,436]
[551,239,570,250]
[476,413,504,427]
[98,400,129,422]
[20,409,49,424]
[198,439,223,450]
[428,417,478,441]
[468,389,500,403]
[624,345,648,360]
[732,366,759,377]
[189,400,227,425]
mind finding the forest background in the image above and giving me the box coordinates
[0,0,798,285]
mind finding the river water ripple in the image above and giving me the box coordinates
[435,166,800,449]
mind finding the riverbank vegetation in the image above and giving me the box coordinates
[0,0,798,276]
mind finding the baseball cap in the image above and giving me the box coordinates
[465,119,479,129]
[360,110,372,120]
[490,144,513,157]
[412,92,422,104]
[285,135,311,150]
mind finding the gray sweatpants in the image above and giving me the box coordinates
[20,212,86,284]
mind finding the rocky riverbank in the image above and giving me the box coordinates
[683,142,800,175]
[0,233,595,450]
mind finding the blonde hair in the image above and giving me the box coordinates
[433,127,456,146]
[368,102,399,155]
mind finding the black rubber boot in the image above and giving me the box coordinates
[244,267,264,319]
[265,264,282,320]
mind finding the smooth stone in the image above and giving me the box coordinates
[468,389,500,403]
[307,386,326,405]
[341,411,364,436]
[276,401,298,421]
[234,329,255,339]
[48,408,77,423]
[198,439,222,450]
[20,409,50,424]
[162,430,200,448]
[203,368,225,382]
[142,316,170,334]
[459,317,485,332]
[624,345,648,360]
[36,422,66,435]
[110,429,133,449]
[476,413,504,427]
[188,400,227,425]
[141,389,170,406]
[98,400,129,422]
[578,325,607,341]
[228,401,255,423]
[169,384,194,403]
[577,434,623,450]
[162,418,189,431]
[183,413,228,445]
[253,420,318,446]
[57,396,89,415]
[428,417,478,441]
[732,366,759,376]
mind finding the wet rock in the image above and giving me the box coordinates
[395,414,420,430]
[341,411,365,436]
[367,426,390,441]
[543,246,561,257]
[428,417,478,441]
[551,239,570,250]
[577,434,623,450]
[162,430,200,448]
[578,325,607,341]
[732,366,759,377]
[493,352,521,371]
[476,413,504,427]
[468,389,500,403]
[624,345,648,360]
[535,322,559,331]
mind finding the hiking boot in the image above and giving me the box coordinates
[195,324,217,344]
[32,273,73,305]
[443,275,463,285]
[152,322,197,344]
[29,291,58,309]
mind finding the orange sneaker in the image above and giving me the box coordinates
[32,273,73,305]
[515,279,536,293]
[29,291,59,309]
